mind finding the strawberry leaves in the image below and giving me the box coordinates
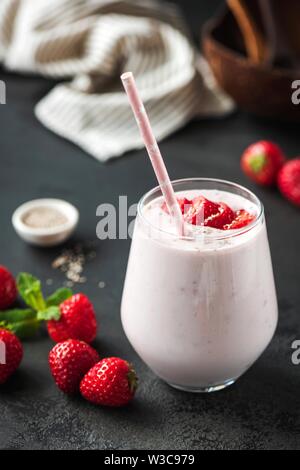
[46,288,72,307]
[17,273,46,312]
[0,273,73,338]
[0,308,35,323]
[38,287,73,321]
[37,306,60,321]
[37,287,73,321]
[0,308,40,339]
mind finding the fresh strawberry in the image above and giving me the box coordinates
[192,196,219,218]
[241,140,285,186]
[0,266,17,310]
[80,357,138,407]
[278,158,300,207]
[47,294,97,344]
[204,202,235,229]
[0,328,23,384]
[162,194,253,230]
[14,273,98,342]
[49,339,100,394]
[224,210,255,230]
[185,196,220,225]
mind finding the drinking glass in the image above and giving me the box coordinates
[121,178,278,392]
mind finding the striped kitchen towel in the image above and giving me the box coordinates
[0,0,233,161]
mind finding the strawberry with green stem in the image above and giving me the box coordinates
[80,357,138,407]
[1,273,97,342]
[0,273,75,339]
[241,140,285,186]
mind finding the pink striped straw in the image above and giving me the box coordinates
[121,72,184,236]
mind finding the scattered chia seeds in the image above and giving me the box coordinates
[64,280,75,288]
[52,241,97,285]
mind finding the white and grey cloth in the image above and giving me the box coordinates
[0,0,233,161]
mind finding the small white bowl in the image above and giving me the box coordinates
[12,199,79,247]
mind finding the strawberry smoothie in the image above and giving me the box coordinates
[121,178,278,392]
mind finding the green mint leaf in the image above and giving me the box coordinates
[0,308,36,323]
[37,306,61,321]
[17,273,46,311]
[46,288,72,307]
[2,319,41,339]
[0,309,40,339]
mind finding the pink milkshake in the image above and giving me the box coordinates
[121,178,278,392]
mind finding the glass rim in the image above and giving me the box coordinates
[137,177,264,241]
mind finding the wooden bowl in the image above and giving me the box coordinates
[202,8,300,121]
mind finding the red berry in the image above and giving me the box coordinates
[0,329,23,384]
[185,196,220,225]
[0,266,17,310]
[47,293,97,344]
[241,140,285,186]
[278,158,300,207]
[49,339,99,394]
[204,202,235,229]
[162,194,254,230]
[224,210,255,230]
[80,357,138,407]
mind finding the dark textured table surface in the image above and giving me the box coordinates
[0,0,300,451]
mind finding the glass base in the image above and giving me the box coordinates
[168,378,236,393]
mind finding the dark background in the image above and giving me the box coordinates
[0,0,300,450]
